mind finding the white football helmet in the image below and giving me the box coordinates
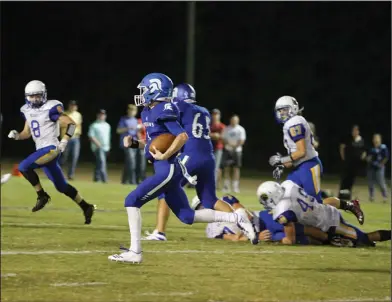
[25,80,47,108]
[256,181,285,210]
[274,96,301,123]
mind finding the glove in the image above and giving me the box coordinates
[8,130,20,140]
[273,165,284,180]
[58,139,69,153]
[269,153,282,167]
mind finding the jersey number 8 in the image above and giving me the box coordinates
[192,113,210,139]
[31,120,41,138]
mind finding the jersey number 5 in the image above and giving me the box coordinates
[192,113,210,139]
[31,120,41,138]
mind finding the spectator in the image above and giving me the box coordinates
[338,125,366,199]
[88,109,111,183]
[210,108,226,189]
[221,115,246,193]
[117,104,139,185]
[61,100,83,180]
[136,117,146,183]
[367,134,389,203]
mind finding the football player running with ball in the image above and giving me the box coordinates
[8,80,95,223]
[108,73,257,264]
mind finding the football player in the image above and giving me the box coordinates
[257,180,391,247]
[142,83,239,241]
[108,73,257,264]
[269,96,324,203]
[8,80,95,223]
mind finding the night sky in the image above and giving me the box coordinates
[1,2,390,175]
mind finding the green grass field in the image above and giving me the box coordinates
[1,168,391,302]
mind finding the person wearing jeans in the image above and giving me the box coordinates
[367,134,389,203]
[117,104,139,185]
[61,101,83,180]
[88,109,111,183]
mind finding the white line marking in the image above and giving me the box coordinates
[137,292,194,296]
[1,273,17,278]
[293,298,391,302]
[51,282,107,287]
[1,222,126,229]
[1,249,390,256]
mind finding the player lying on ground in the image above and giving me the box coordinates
[257,180,391,247]
[142,83,237,241]
[108,73,257,264]
[8,80,95,224]
[193,195,329,245]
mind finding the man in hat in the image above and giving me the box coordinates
[88,109,111,183]
[61,100,83,180]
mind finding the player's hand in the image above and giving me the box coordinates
[8,130,20,140]
[269,153,282,167]
[58,139,68,153]
[273,165,284,180]
[149,146,167,161]
[258,230,272,242]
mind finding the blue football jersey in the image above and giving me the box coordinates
[141,102,182,162]
[175,101,214,155]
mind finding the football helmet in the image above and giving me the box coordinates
[274,96,301,123]
[256,181,285,210]
[172,83,196,103]
[134,73,173,106]
[25,80,47,108]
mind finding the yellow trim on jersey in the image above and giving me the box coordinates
[310,164,321,194]
[335,223,357,240]
[34,149,59,166]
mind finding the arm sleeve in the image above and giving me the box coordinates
[49,104,64,122]
[20,111,26,120]
[275,210,297,225]
[163,120,186,136]
[222,195,240,206]
[288,124,306,142]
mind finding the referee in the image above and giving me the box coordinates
[338,125,366,199]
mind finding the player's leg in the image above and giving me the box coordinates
[142,193,170,241]
[42,158,95,224]
[367,230,391,242]
[69,138,80,180]
[232,151,242,193]
[376,167,388,203]
[18,146,59,211]
[367,168,376,202]
[331,217,374,247]
[323,196,364,225]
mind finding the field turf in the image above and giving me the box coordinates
[1,168,391,302]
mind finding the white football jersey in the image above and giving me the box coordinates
[282,115,318,166]
[273,180,340,232]
[20,100,63,150]
[205,222,242,239]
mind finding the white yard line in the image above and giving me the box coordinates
[1,222,126,229]
[1,273,17,278]
[51,282,107,287]
[137,292,195,296]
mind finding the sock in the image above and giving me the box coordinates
[37,189,46,197]
[194,209,237,223]
[224,179,230,189]
[21,169,40,187]
[233,180,239,190]
[378,230,391,241]
[126,207,142,254]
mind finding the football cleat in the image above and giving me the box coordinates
[108,247,142,264]
[83,204,96,225]
[346,199,365,225]
[142,230,167,241]
[235,208,258,245]
[32,192,51,212]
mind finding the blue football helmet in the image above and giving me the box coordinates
[172,83,196,103]
[134,73,173,106]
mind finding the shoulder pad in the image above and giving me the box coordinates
[284,115,306,128]
[154,102,180,123]
[273,199,291,220]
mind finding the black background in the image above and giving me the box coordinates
[1,2,390,175]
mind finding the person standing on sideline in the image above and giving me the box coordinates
[221,115,246,193]
[88,109,111,183]
[117,104,139,184]
[61,100,83,180]
[136,117,146,183]
[338,125,366,199]
[210,108,226,189]
[367,134,389,203]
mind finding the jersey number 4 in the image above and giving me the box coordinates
[31,120,41,138]
[192,113,210,139]
[297,187,314,212]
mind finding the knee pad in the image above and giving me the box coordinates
[63,184,77,198]
[177,209,195,225]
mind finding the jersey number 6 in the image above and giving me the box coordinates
[31,120,41,138]
[192,113,211,139]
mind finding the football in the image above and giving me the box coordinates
[149,133,176,153]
